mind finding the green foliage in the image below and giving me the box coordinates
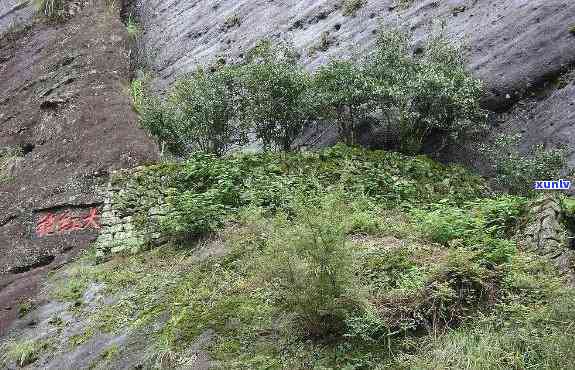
[368,31,486,153]
[34,0,68,20]
[412,195,526,266]
[138,28,485,157]
[126,15,139,38]
[140,67,246,156]
[479,133,568,195]
[352,245,496,342]
[313,59,373,145]
[342,0,366,16]
[403,254,575,369]
[240,49,312,151]
[4,339,50,367]
[570,25,575,35]
[129,77,144,114]
[265,193,359,337]
[144,145,486,241]
[413,195,526,242]
[169,67,246,156]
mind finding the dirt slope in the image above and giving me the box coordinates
[0,0,159,336]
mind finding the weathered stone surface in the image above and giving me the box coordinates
[94,168,174,259]
[0,0,160,336]
[0,0,34,34]
[523,194,575,285]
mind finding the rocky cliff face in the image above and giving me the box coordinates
[0,0,159,335]
[0,0,574,339]
[136,0,575,165]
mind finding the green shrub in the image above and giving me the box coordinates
[266,193,359,337]
[129,77,144,114]
[239,50,312,151]
[126,15,139,38]
[140,67,246,156]
[169,67,246,156]
[404,264,575,369]
[479,133,568,195]
[368,31,486,154]
[4,339,50,367]
[351,247,497,342]
[413,195,526,244]
[138,28,484,157]
[313,60,374,145]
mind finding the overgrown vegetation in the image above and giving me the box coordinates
[479,133,568,195]
[137,28,486,156]
[39,146,575,368]
[2,339,51,367]
[120,145,487,242]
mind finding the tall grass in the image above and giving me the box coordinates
[34,0,67,20]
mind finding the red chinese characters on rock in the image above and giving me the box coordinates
[35,207,101,237]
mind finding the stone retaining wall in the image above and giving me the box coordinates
[94,167,175,259]
[523,194,575,284]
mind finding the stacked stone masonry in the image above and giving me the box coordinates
[95,167,174,259]
[524,195,575,285]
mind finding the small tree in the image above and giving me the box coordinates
[240,47,312,152]
[313,60,374,145]
[139,93,185,156]
[266,192,358,337]
[164,66,246,156]
[366,30,486,154]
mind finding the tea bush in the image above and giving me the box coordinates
[137,28,486,156]
[145,145,487,241]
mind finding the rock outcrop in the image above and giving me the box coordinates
[0,0,159,335]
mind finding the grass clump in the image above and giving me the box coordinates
[223,14,241,29]
[3,339,50,367]
[126,15,139,38]
[342,0,367,16]
[34,0,68,20]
